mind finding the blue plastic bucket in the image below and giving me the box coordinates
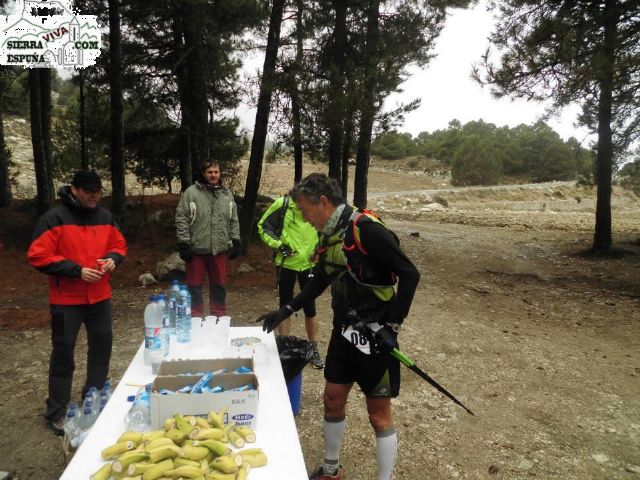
[286,371,303,415]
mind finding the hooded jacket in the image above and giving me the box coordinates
[175,180,240,255]
[257,196,318,271]
[27,186,127,305]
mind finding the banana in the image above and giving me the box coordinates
[119,476,142,480]
[101,440,136,460]
[144,437,175,453]
[174,458,201,469]
[199,458,210,474]
[127,462,156,476]
[210,455,242,474]
[180,444,210,461]
[235,464,250,480]
[227,431,245,449]
[118,431,144,444]
[237,448,263,456]
[141,430,166,442]
[195,417,211,429]
[112,451,150,473]
[193,439,231,457]
[239,451,268,468]
[90,463,112,480]
[174,413,195,435]
[206,473,235,480]
[234,426,256,443]
[148,445,180,463]
[191,427,224,441]
[206,411,224,430]
[142,459,174,480]
[163,466,205,478]
[163,417,176,431]
[166,428,188,445]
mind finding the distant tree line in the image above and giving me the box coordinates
[0,0,637,252]
[371,119,595,185]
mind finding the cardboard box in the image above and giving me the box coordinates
[150,359,258,430]
[157,357,253,377]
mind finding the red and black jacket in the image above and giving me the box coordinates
[27,186,127,305]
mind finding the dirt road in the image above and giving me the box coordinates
[0,168,638,479]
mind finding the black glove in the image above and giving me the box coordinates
[278,243,294,258]
[178,243,193,263]
[256,306,293,333]
[373,325,399,354]
[228,239,241,260]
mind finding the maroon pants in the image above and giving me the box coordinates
[185,253,227,316]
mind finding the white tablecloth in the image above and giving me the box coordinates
[60,326,308,479]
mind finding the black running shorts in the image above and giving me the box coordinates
[324,327,400,397]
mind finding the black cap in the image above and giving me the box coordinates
[71,170,102,192]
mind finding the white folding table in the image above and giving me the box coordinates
[60,326,308,479]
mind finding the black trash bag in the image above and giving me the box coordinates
[275,335,315,382]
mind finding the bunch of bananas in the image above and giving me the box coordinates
[91,410,266,480]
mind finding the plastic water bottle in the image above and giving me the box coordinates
[167,280,181,336]
[87,387,100,413]
[144,295,163,366]
[124,386,151,432]
[101,380,112,401]
[78,401,97,430]
[63,403,79,442]
[176,286,192,344]
[98,396,108,414]
[157,294,170,357]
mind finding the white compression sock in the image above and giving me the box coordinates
[323,416,346,475]
[376,427,398,480]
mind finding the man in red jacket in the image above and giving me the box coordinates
[27,170,127,435]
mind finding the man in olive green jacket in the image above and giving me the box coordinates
[258,194,324,368]
[175,161,240,317]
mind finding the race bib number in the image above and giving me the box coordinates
[342,322,382,355]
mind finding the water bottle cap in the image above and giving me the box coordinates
[127,395,135,402]
[172,280,179,284]
[149,294,158,301]
[67,410,76,417]
[158,293,166,299]
[83,407,92,414]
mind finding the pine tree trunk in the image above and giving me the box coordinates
[109,0,126,217]
[593,0,617,251]
[79,70,88,170]
[0,93,11,207]
[40,69,54,201]
[291,0,304,184]
[327,0,347,183]
[240,0,285,252]
[353,0,380,209]
[184,6,209,177]
[173,19,193,191]
[340,107,355,198]
[29,70,50,215]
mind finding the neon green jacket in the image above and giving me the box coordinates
[257,196,318,271]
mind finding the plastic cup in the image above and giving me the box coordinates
[191,316,203,329]
[253,342,269,368]
[150,350,163,374]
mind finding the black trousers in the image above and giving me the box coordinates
[278,267,317,317]
[45,299,112,422]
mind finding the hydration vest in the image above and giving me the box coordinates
[317,207,398,307]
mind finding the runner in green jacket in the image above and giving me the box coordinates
[258,195,324,369]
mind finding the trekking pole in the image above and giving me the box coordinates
[358,320,475,416]
[388,345,475,416]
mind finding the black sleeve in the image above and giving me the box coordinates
[358,221,420,324]
[288,264,332,312]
